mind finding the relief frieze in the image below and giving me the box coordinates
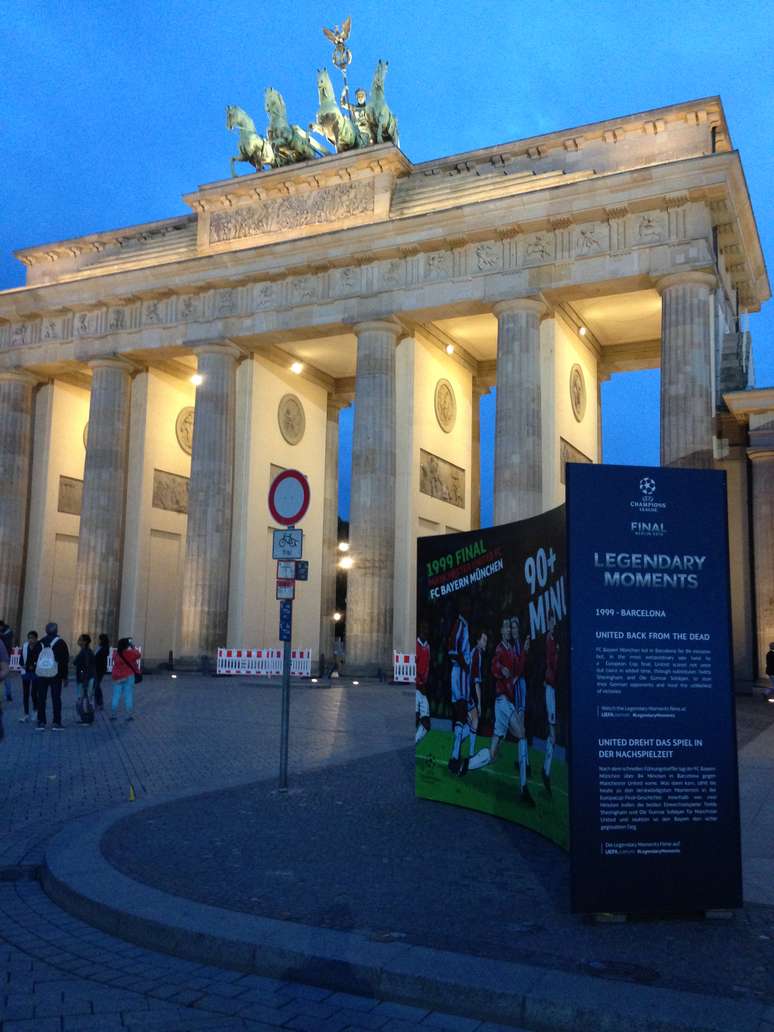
[208,180,374,245]
[152,469,190,514]
[419,449,465,509]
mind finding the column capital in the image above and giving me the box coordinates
[192,340,244,361]
[0,368,40,387]
[86,355,137,375]
[747,448,774,463]
[352,319,402,339]
[493,297,549,319]
[656,270,717,294]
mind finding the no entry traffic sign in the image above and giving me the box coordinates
[269,469,310,526]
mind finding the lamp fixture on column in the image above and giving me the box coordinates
[337,541,350,552]
[338,555,354,570]
[578,326,587,337]
[333,611,342,622]
[290,361,304,374]
[191,373,203,386]
[445,343,455,355]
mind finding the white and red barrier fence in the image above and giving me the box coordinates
[216,648,312,678]
[393,651,417,683]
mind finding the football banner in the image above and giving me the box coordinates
[566,464,742,913]
[415,505,569,849]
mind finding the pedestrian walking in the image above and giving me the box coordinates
[94,634,110,710]
[0,637,9,742]
[74,634,96,724]
[18,631,41,723]
[766,642,774,702]
[35,622,69,731]
[110,637,142,721]
[0,620,13,701]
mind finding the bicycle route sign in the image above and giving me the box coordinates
[272,528,303,560]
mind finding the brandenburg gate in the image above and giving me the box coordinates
[0,87,771,678]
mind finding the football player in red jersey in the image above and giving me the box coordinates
[461,615,534,806]
[542,611,559,796]
[415,622,431,744]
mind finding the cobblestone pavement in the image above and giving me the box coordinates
[103,741,774,1007]
[1,677,530,1031]
[2,681,773,1031]
[0,676,409,867]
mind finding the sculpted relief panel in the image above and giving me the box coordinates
[208,180,374,245]
[152,469,190,514]
[419,449,465,509]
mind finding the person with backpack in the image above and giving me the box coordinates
[74,634,96,725]
[110,637,142,722]
[35,622,70,731]
[18,630,41,723]
[93,634,110,710]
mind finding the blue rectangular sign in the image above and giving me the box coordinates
[566,464,741,914]
[279,600,293,643]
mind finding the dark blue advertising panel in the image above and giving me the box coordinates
[416,507,569,849]
[567,464,741,914]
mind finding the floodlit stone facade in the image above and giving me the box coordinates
[0,97,771,678]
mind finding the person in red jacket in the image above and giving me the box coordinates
[415,623,431,744]
[110,637,142,722]
[460,615,534,806]
[542,611,559,796]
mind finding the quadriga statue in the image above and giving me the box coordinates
[265,87,328,166]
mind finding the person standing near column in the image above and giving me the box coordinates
[18,631,40,723]
[765,642,774,702]
[0,621,13,702]
[110,637,141,722]
[35,622,69,731]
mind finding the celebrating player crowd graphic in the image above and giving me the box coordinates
[415,510,568,848]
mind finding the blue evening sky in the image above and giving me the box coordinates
[2,1,771,525]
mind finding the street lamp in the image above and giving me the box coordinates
[191,373,203,386]
[337,541,350,552]
[338,556,354,570]
[333,611,342,622]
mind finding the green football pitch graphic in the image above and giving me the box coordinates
[415,729,570,850]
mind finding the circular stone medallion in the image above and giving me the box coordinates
[434,379,456,434]
[278,394,306,446]
[569,364,587,423]
[175,406,195,455]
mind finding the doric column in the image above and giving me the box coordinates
[493,298,547,524]
[749,448,774,678]
[657,271,716,468]
[180,342,239,657]
[319,398,343,667]
[471,384,485,529]
[346,320,399,674]
[0,370,37,633]
[72,358,133,640]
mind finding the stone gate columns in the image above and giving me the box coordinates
[180,342,239,658]
[319,399,343,666]
[493,298,547,524]
[0,371,37,633]
[471,384,485,529]
[657,271,716,468]
[749,448,774,677]
[72,358,133,640]
[346,320,400,674]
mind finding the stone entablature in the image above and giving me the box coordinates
[7,98,765,309]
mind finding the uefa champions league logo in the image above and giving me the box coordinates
[639,476,656,496]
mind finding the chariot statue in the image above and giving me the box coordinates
[224,15,400,174]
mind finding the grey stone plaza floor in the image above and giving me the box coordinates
[1,676,774,1032]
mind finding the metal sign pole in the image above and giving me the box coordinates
[279,606,291,791]
[278,523,294,792]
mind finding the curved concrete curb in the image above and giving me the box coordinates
[43,803,769,1032]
